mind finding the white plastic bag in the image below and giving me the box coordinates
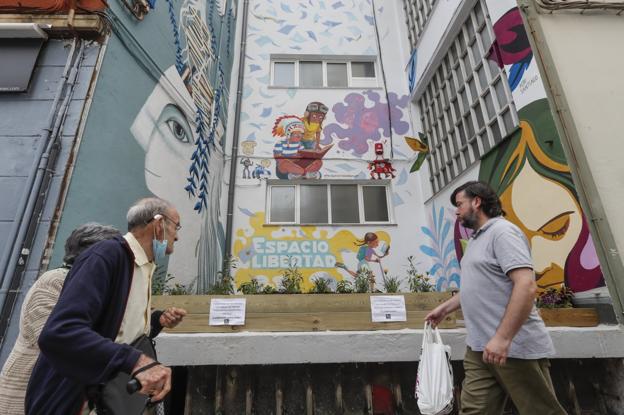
[415,322,454,415]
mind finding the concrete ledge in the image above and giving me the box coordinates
[154,325,624,366]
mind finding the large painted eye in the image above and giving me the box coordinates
[166,119,190,143]
[538,211,573,241]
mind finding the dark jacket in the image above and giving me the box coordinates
[25,235,161,415]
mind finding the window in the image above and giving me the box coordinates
[402,0,437,49]
[299,61,323,87]
[273,62,295,87]
[267,182,392,224]
[270,57,378,88]
[327,62,348,87]
[351,62,375,78]
[417,0,519,194]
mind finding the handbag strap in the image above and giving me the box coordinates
[131,361,160,378]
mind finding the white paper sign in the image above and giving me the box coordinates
[370,295,407,322]
[209,298,247,326]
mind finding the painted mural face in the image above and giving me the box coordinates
[130,66,200,278]
[131,67,195,204]
[499,138,582,288]
[477,99,604,291]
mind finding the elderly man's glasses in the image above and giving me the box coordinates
[151,214,181,231]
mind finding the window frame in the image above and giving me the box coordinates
[415,0,520,195]
[402,0,438,50]
[266,181,394,225]
[270,57,378,88]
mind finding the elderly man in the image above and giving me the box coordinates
[26,198,187,414]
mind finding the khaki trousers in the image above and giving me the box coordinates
[460,348,567,415]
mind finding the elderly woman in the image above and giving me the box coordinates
[0,223,120,415]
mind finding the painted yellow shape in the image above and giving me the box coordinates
[404,136,428,153]
[233,212,391,290]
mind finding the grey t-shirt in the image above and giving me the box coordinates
[460,217,555,359]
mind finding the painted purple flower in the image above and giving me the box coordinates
[322,91,410,156]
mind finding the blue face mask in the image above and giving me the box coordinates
[152,220,168,262]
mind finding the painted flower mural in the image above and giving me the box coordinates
[322,90,410,156]
[420,204,461,291]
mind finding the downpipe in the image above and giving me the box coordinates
[222,0,250,274]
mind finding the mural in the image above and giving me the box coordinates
[478,99,603,291]
[129,0,234,291]
[420,0,604,293]
[271,102,333,179]
[231,0,431,291]
[488,7,533,92]
[404,133,429,173]
[368,142,396,179]
[51,0,237,291]
[234,212,392,290]
[322,91,410,156]
[420,204,461,291]
[335,232,390,279]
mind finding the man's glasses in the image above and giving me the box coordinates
[152,214,181,231]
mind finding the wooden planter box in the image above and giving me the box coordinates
[538,307,599,327]
[152,292,456,333]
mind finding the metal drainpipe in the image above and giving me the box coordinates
[0,38,83,345]
[222,0,250,274]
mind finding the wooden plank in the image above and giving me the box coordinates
[152,293,452,314]
[539,308,599,327]
[162,311,455,333]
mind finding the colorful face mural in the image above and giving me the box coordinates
[234,212,391,290]
[457,99,603,292]
[272,103,333,180]
[129,0,234,290]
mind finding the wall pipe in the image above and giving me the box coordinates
[222,0,250,275]
[0,38,83,347]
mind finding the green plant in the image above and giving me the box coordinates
[278,258,304,294]
[207,256,237,295]
[406,256,433,293]
[382,274,401,293]
[166,280,196,295]
[336,280,353,294]
[153,272,196,295]
[238,277,263,295]
[152,272,174,296]
[354,268,375,293]
[309,277,333,294]
[261,284,278,294]
[536,286,574,309]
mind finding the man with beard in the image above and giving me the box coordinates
[425,181,565,415]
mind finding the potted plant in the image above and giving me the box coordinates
[536,286,599,327]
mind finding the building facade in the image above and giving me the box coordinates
[407,0,605,295]
[229,0,432,293]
